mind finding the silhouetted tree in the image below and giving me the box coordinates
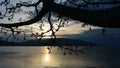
[1,0,119,55]
[0,0,120,41]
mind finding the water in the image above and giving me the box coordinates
[0,46,120,68]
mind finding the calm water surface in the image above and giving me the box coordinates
[0,46,120,68]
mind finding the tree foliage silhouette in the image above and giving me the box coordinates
[0,0,120,41]
[0,0,119,55]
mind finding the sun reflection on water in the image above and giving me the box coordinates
[45,53,50,62]
[0,46,110,68]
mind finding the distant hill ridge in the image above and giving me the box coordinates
[0,38,96,46]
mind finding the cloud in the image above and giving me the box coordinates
[59,28,120,46]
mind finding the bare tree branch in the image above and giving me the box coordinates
[49,2,120,28]
[0,7,49,28]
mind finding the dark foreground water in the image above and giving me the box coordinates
[0,46,120,68]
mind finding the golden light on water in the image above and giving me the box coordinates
[44,47,50,63]
[45,54,50,62]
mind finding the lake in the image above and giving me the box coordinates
[0,46,120,68]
